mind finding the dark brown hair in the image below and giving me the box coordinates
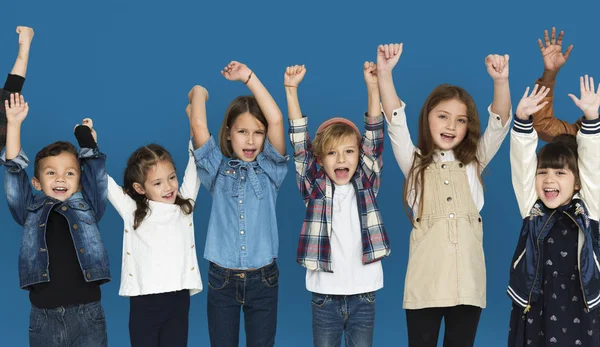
[218,95,268,158]
[537,133,580,188]
[404,84,482,222]
[123,144,194,230]
[34,141,79,179]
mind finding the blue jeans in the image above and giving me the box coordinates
[29,301,108,347]
[207,261,279,347]
[311,292,376,347]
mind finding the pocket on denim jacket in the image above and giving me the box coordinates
[311,293,330,308]
[69,200,96,224]
[208,270,228,290]
[217,170,238,196]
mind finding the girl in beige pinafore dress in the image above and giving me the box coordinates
[376,43,512,346]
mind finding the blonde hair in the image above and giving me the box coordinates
[312,123,361,160]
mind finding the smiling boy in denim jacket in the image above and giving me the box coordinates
[2,94,111,347]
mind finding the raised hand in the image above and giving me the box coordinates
[363,61,378,88]
[376,43,403,72]
[221,61,252,83]
[515,85,550,120]
[74,118,98,142]
[5,93,29,125]
[16,26,34,48]
[284,65,306,87]
[485,54,509,81]
[188,85,209,104]
[538,27,573,72]
[568,75,600,120]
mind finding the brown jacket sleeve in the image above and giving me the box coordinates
[532,77,582,142]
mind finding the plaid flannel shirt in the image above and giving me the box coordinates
[289,114,391,272]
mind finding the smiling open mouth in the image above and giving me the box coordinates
[544,188,559,199]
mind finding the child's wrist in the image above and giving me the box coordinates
[243,71,254,84]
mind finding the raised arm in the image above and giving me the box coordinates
[532,27,580,141]
[511,85,550,218]
[222,61,285,155]
[485,54,511,126]
[188,85,210,149]
[285,65,319,200]
[10,26,34,78]
[73,118,108,220]
[361,61,384,192]
[3,93,34,225]
[568,75,600,219]
[376,43,403,123]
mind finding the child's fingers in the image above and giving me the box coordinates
[522,87,530,99]
[544,29,550,46]
[384,45,390,59]
[568,93,580,105]
[531,101,549,114]
[541,86,551,98]
[531,84,539,96]
[585,75,590,91]
[591,77,595,94]
[19,94,25,106]
[557,30,564,46]
[564,45,573,60]
[580,76,585,94]
[10,93,16,107]
[537,38,544,52]
[550,27,556,44]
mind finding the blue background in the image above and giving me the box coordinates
[1,0,599,345]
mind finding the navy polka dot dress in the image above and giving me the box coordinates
[508,212,600,346]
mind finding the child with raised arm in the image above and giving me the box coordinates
[529,27,582,142]
[106,106,202,347]
[507,77,600,346]
[190,61,288,347]
[2,94,110,347]
[1,26,34,153]
[286,63,390,347]
[377,43,512,345]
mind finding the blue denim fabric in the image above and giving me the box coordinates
[29,301,108,347]
[194,137,288,269]
[2,148,111,289]
[206,261,279,347]
[311,292,376,347]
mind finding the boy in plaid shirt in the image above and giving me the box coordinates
[1,26,34,154]
[286,63,390,347]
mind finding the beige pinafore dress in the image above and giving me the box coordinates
[403,160,486,310]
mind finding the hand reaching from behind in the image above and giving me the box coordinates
[5,93,29,125]
[538,27,573,72]
[221,61,253,83]
[515,85,550,120]
[568,75,600,120]
[485,54,509,81]
[376,43,403,72]
[284,65,306,87]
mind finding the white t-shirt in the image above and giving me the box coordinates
[306,183,384,295]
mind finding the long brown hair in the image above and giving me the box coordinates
[404,84,482,222]
[123,144,194,229]
[218,95,268,158]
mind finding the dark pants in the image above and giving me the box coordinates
[29,301,108,347]
[207,261,279,347]
[129,289,190,347]
[406,305,482,347]
[312,292,376,347]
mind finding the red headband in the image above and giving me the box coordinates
[316,117,360,137]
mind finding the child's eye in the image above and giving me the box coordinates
[238,130,247,134]
[66,172,75,176]
[458,118,467,124]
[255,131,265,136]
[47,171,55,175]
[345,149,355,154]
[327,151,336,156]
[170,175,176,180]
[536,170,547,175]
[154,182,161,186]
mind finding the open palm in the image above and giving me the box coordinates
[5,93,29,124]
[515,85,550,120]
[538,28,573,72]
[568,75,600,119]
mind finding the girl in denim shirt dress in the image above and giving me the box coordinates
[189,61,288,347]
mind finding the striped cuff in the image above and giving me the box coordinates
[580,117,600,135]
[513,115,533,133]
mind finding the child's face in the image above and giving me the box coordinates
[428,99,469,151]
[134,161,179,204]
[535,166,579,209]
[228,112,266,162]
[32,152,81,201]
[318,135,360,186]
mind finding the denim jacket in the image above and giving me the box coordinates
[2,148,111,289]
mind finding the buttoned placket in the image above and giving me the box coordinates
[439,161,458,243]
[238,167,248,268]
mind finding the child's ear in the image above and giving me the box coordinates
[31,177,42,191]
[226,126,231,141]
[132,182,145,195]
